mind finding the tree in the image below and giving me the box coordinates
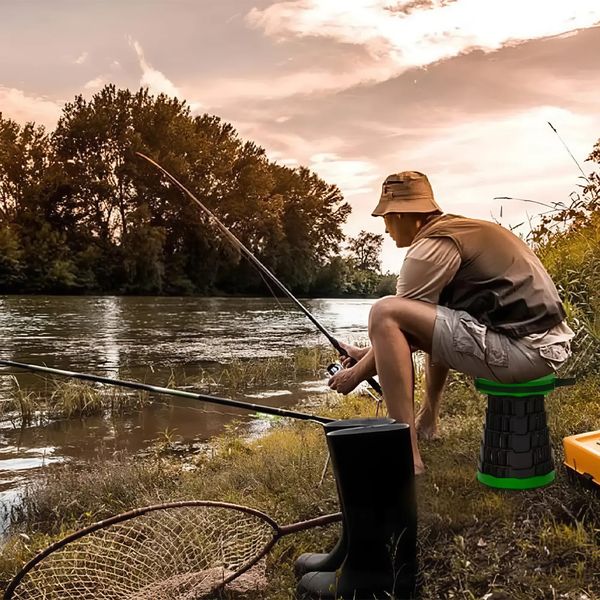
[0,113,79,292]
[0,224,24,289]
[0,86,354,295]
[347,231,384,272]
[262,165,350,293]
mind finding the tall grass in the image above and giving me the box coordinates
[531,150,600,377]
[1,377,150,426]
[190,345,338,392]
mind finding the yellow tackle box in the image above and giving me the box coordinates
[563,430,600,490]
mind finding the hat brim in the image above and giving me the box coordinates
[372,197,442,216]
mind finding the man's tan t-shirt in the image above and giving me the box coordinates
[395,237,575,348]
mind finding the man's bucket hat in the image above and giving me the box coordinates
[372,171,441,216]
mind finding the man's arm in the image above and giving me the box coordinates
[351,347,377,381]
[330,238,461,395]
[395,237,461,303]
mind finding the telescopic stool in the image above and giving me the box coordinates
[475,374,573,490]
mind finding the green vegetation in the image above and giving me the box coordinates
[0,88,389,297]
[530,139,600,376]
[193,345,338,391]
[1,374,599,599]
[0,377,149,425]
[0,346,337,427]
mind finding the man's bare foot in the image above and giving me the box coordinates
[415,406,440,441]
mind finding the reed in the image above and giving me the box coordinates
[1,378,151,425]
[193,345,338,391]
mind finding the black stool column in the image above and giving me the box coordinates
[475,375,558,489]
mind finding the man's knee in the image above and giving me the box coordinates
[369,296,407,332]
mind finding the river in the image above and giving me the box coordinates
[0,295,375,525]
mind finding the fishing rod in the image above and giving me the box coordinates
[0,359,333,425]
[136,152,383,397]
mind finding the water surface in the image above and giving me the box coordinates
[0,295,375,521]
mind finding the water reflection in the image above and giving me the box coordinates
[96,297,122,378]
[0,296,375,511]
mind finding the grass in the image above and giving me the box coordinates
[0,346,338,428]
[191,345,338,392]
[1,367,599,598]
[0,376,151,426]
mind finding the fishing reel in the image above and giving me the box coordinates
[326,363,343,376]
[326,362,382,406]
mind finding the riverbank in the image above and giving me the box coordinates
[1,370,599,598]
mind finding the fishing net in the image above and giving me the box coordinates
[5,500,341,600]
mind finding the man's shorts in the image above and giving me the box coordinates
[432,306,571,384]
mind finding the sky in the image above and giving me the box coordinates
[1,0,599,272]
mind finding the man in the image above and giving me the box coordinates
[328,171,574,474]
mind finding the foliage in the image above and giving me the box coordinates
[531,138,600,376]
[1,378,150,427]
[374,272,398,296]
[311,230,392,297]
[0,89,355,295]
[346,230,384,271]
[193,345,337,391]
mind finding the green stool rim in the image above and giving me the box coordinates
[477,470,555,489]
[475,374,557,397]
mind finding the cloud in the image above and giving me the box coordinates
[0,87,61,128]
[128,37,203,111]
[335,102,600,270]
[129,37,181,98]
[201,61,396,103]
[308,153,380,197]
[84,76,105,90]
[74,51,88,65]
[239,0,600,99]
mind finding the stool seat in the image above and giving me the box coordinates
[475,374,561,397]
[475,375,558,490]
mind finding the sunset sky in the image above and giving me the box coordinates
[1,1,599,271]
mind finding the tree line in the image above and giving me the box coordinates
[0,85,395,296]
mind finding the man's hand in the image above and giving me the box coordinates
[338,341,369,368]
[328,366,361,395]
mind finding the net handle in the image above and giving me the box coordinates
[218,511,342,590]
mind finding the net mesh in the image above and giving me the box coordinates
[9,503,275,599]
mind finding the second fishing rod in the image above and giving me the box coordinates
[137,152,383,397]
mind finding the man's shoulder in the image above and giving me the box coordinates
[408,235,461,263]
[425,214,520,239]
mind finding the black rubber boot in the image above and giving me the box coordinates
[294,418,395,577]
[297,423,417,600]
